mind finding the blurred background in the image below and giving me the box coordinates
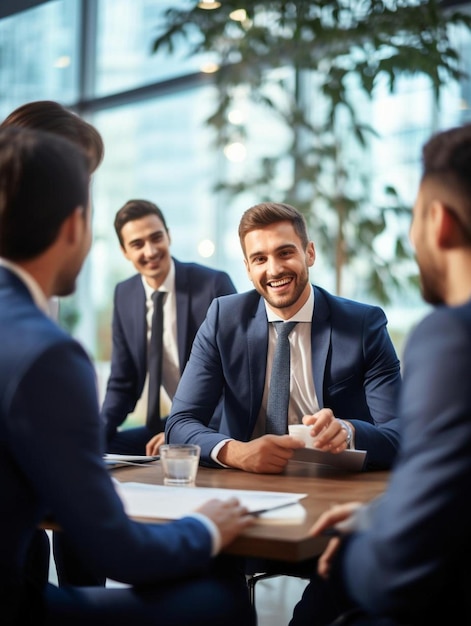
[1,0,471,387]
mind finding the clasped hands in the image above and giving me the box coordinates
[219,408,354,474]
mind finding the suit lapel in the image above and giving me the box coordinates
[174,260,190,372]
[122,275,147,379]
[311,287,331,408]
[247,297,269,430]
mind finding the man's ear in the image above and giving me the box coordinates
[62,206,85,244]
[306,241,316,267]
[435,201,462,249]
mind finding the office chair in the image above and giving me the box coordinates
[246,562,312,624]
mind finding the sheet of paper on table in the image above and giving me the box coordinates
[114,482,308,525]
[104,454,159,469]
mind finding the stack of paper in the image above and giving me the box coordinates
[115,482,307,525]
[104,454,159,469]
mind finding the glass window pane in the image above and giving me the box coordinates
[0,0,80,118]
[94,0,207,97]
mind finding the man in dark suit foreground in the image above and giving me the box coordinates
[1,99,107,590]
[102,199,236,456]
[290,124,471,626]
[0,127,254,626]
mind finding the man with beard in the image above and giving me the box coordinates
[165,202,401,473]
[289,123,471,625]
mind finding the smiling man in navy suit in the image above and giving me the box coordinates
[166,201,401,473]
[102,199,236,456]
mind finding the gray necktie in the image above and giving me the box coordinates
[266,321,298,435]
[147,291,165,433]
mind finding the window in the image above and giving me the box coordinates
[1,0,471,363]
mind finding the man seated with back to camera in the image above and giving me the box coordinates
[288,122,471,626]
[0,126,255,626]
[0,100,109,590]
[0,100,238,593]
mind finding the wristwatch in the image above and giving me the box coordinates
[338,419,353,449]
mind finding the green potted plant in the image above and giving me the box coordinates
[153,0,471,302]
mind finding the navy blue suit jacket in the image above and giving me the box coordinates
[332,301,471,623]
[101,258,236,438]
[166,286,402,470]
[0,267,215,623]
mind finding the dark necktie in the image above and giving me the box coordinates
[266,321,298,435]
[146,291,165,433]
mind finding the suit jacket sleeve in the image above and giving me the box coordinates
[8,339,213,585]
[337,307,471,622]
[342,305,401,469]
[100,283,144,439]
[166,298,233,464]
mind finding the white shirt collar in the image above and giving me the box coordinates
[141,258,175,299]
[0,257,51,315]
[264,284,314,323]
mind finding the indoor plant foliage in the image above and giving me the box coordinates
[153,0,471,302]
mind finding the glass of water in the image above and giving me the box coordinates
[160,444,201,486]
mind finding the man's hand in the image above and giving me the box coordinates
[196,497,255,549]
[309,502,362,579]
[302,409,354,453]
[145,432,165,456]
[217,435,305,473]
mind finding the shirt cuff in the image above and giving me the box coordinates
[187,512,221,556]
[210,438,234,467]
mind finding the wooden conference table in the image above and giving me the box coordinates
[113,460,389,563]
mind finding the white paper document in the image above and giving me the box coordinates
[104,454,159,469]
[115,482,307,525]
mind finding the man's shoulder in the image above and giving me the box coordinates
[413,301,471,340]
[211,289,260,313]
[315,285,384,316]
[200,290,261,337]
[115,273,143,293]
[175,259,230,280]
[0,292,75,375]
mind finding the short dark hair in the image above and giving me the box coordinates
[114,199,169,248]
[0,127,90,260]
[0,100,104,174]
[422,123,471,187]
[421,123,471,238]
[238,202,309,257]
